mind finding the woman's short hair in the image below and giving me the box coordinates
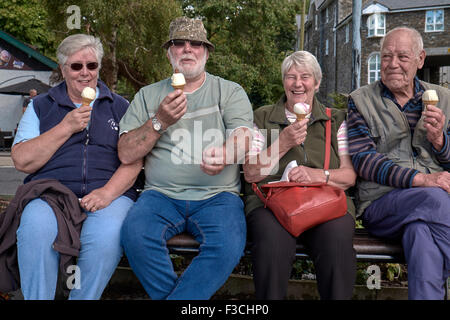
[281,51,322,85]
[57,34,104,68]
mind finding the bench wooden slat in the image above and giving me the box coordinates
[166,229,404,262]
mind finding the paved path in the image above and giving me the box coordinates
[0,152,26,195]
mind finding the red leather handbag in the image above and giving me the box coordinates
[252,108,347,237]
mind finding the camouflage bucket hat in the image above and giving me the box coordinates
[162,16,215,52]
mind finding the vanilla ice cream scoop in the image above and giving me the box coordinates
[171,69,186,90]
[293,102,311,121]
[81,87,96,106]
[422,89,439,106]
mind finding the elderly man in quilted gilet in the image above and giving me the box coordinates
[347,27,450,300]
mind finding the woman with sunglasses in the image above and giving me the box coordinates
[11,34,142,300]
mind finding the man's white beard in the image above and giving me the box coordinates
[168,49,208,79]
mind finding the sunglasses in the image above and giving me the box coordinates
[171,39,204,48]
[67,62,99,71]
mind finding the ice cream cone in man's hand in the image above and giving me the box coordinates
[171,69,186,91]
[422,89,439,110]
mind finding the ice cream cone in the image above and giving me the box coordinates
[422,90,439,110]
[81,97,93,107]
[81,87,96,107]
[172,84,185,91]
[293,102,310,122]
[171,68,186,91]
[422,100,438,107]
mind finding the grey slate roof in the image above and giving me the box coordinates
[364,0,450,10]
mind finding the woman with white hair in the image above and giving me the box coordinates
[11,34,142,299]
[243,51,357,299]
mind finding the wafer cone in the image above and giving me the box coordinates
[81,97,93,107]
[423,100,438,107]
[296,113,306,121]
[172,84,185,91]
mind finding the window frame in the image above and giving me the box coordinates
[367,13,386,37]
[425,9,445,32]
[345,23,350,43]
[368,53,381,84]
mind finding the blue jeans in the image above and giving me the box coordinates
[363,187,450,300]
[120,190,247,300]
[16,195,133,300]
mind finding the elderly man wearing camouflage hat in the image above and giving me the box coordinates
[118,16,253,299]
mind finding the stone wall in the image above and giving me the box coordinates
[305,1,450,101]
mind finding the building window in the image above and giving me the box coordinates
[426,10,444,32]
[368,53,380,84]
[326,7,329,23]
[367,13,385,37]
[315,14,318,30]
[325,39,329,55]
[345,24,350,43]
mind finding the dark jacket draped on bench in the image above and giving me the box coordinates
[0,179,86,293]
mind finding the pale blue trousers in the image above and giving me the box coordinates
[16,196,133,300]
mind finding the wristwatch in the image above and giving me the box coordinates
[324,170,330,184]
[151,116,165,134]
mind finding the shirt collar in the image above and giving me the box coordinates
[380,76,424,104]
[268,94,329,125]
[48,79,112,108]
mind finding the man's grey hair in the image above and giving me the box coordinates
[380,27,424,57]
[281,51,322,85]
[57,34,104,68]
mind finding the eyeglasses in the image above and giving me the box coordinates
[171,39,204,48]
[67,62,99,71]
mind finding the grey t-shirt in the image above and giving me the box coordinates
[119,72,253,200]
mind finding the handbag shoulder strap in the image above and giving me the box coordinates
[323,108,332,170]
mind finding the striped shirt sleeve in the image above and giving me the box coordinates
[337,120,349,156]
[432,125,450,170]
[347,97,419,188]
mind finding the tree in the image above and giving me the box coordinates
[43,0,182,93]
[0,0,57,58]
[182,0,302,107]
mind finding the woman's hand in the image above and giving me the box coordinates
[61,105,92,134]
[288,165,325,184]
[279,119,308,152]
[80,187,115,212]
[288,155,356,190]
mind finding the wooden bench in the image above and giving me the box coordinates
[164,228,405,263]
[131,171,405,264]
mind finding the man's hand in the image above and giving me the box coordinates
[61,105,92,134]
[412,171,450,193]
[279,118,308,152]
[155,89,187,130]
[423,105,446,151]
[201,145,226,176]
